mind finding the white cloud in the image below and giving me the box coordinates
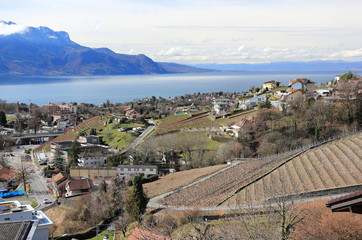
[158,47,192,56]
[337,48,362,58]
[0,21,27,35]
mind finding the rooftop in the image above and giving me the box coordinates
[0,201,31,214]
[0,220,34,240]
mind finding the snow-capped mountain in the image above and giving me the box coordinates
[0,21,209,76]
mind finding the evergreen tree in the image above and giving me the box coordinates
[126,175,149,222]
[0,111,6,127]
[68,141,80,166]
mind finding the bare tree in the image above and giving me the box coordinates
[16,160,33,193]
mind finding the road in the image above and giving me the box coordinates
[3,145,55,209]
[121,119,156,153]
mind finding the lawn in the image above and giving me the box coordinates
[99,121,147,149]
[87,230,114,240]
[100,128,139,149]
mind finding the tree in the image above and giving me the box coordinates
[126,175,149,222]
[16,160,33,193]
[114,213,132,237]
[0,111,6,127]
[339,71,359,82]
[89,128,97,135]
[68,141,80,166]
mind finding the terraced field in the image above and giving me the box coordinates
[154,109,257,135]
[161,150,301,207]
[225,133,362,206]
[35,116,105,152]
[160,132,362,208]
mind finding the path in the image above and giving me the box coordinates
[121,119,156,153]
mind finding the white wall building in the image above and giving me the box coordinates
[212,99,235,114]
[78,152,106,167]
[0,200,53,240]
[117,165,158,179]
[239,94,267,109]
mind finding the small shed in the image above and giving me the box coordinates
[326,191,362,214]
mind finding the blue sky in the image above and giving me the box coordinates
[1,0,362,64]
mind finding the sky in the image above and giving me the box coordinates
[1,0,362,64]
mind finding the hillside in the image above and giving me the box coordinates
[34,116,105,152]
[158,132,362,207]
[225,132,362,206]
[0,21,212,77]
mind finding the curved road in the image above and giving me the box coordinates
[121,119,156,153]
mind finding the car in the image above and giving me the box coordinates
[43,198,51,204]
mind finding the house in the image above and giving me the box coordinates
[212,99,235,114]
[176,103,199,115]
[117,165,158,180]
[70,166,118,179]
[50,140,108,164]
[78,152,106,167]
[65,178,93,198]
[0,200,53,240]
[230,116,257,138]
[0,168,16,183]
[78,135,100,144]
[52,110,74,123]
[288,78,315,91]
[326,191,362,214]
[52,173,68,197]
[280,89,304,102]
[125,108,142,120]
[262,80,280,90]
[239,94,267,109]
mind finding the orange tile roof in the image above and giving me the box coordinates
[0,168,16,182]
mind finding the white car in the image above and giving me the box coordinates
[43,198,51,204]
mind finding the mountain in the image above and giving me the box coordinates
[0,21,211,76]
[194,61,362,72]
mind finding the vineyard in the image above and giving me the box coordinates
[34,116,105,152]
[161,132,362,207]
[154,109,257,135]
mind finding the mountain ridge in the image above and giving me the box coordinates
[0,21,212,76]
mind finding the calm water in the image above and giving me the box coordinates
[0,72,342,105]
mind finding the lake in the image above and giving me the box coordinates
[0,71,343,105]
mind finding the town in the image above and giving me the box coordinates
[0,72,361,239]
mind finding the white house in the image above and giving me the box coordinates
[78,152,106,167]
[239,94,267,109]
[212,99,235,114]
[0,200,53,240]
[117,165,158,179]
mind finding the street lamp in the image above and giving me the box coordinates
[27,100,31,135]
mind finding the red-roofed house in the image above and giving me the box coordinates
[65,178,93,198]
[125,109,142,120]
[0,168,16,182]
[231,116,257,138]
[288,78,315,91]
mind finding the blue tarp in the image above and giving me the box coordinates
[0,190,25,198]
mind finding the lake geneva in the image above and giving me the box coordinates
[0,72,342,105]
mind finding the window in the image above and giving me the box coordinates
[4,218,10,221]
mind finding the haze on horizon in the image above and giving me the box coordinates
[1,0,362,65]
